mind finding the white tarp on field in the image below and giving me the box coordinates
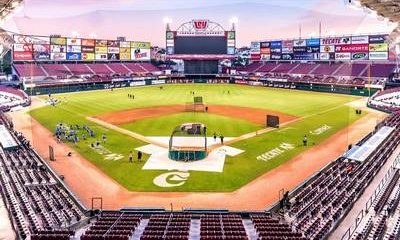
[137,136,244,172]
[347,126,394,162]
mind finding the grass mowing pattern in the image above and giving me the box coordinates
[30,84,362,192]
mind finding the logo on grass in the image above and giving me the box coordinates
[310,125,331,135]
[153,171,190,188]
[256,142,295,162]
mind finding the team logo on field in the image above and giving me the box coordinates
[153,171,190,188]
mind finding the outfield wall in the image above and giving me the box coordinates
[24,77,377,97]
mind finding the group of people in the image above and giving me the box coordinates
[128,93,135,99]
[128,150,142,163]
[55,123,99,146]
[213,132,225,145]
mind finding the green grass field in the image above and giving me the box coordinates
[30,84,363,192]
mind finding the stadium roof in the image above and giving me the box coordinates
[357,0,400,43]
[0,0,23,19]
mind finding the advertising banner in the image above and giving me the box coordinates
[96,40,108,47]
[95,46,108,53]
[270,41,282,48]
[282,40,293,48]
[293,39,306,47]
[13,52,32,61]
[270,48,281,53]
[31,36,50,44]
[51,45,66,53]
[351,52,369,60]
[67,45,81,53]
[33,44,50,60]
[227,39,235,46]
[108,53,120,60]
[81,39,95,46]
[227,31,235,40]
[120,48,131,60]
[282,47,293,54]
[321,37,350,45]
[335,52,351,60]
[120,41,130,48]
[293,46,307,53]
[251,41,261,53]
[131,41,151,49]
[166,39,174,47]
[131,48,150,60]
[67,38,81,46]
[95,53,108,60]
[335,44,368,53]
[320,52,335,60]
[108,40,119,47]
[260,42,270,48]
[251,53,261,61]
[108,47,119,54]
[351,36,369,44]
[369,52,388,60]
[369,35,386,44]
[14,35,33,44]
[260,54,270,60]
[66,52,81,60]
[320,45,335,53]
[227,47,235,55]
[166,47,174,55]
[306,38,320,46]
[81,46,95,53]
[369,43,388,52]
[271,54,281,60]
[82,52,95,61]
[34,51,50,60]
[50,37,67,45]
[306,46,320,53]
[293,53,315,60]
[51,52,66,60]
[281,54,294,60]
[13,43,33,52]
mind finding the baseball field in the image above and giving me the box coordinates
[29,84,363,192]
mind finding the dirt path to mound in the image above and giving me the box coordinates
[9,98,388,211]
[95,104,297,126]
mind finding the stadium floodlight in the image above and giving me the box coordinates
[229,17,239,24]
[163,17,172,25]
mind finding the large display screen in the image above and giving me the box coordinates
[252,34,389,61]
[174,36,227,54]
[184,60,219,74]
[12,34,151,62]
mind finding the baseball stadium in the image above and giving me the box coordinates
[0,0,400,239]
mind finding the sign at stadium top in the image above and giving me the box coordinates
[176,19,226,36]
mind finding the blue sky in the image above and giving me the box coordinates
[4,0,396,46]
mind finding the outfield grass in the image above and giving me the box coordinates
[30,84,363,192]
[121,112,262,137]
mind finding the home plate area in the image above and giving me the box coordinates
[136,137,244,173]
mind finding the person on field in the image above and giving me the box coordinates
[303,135,308,146]
[138,151,143,162]
[129,151,133,163]
[205,106,208,112]
[213,132,217,142]
[220,135,224,145]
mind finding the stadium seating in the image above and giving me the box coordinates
[368,87,400,113]
[285,112,400,239]
[0,112,85,239]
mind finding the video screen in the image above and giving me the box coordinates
[174,36,227,54]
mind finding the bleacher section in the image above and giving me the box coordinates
[13,63,161,79]
[0,113,86,239]
[0,86,30,111]
[368,87,400,113]
[237,62,396,87]
[284,113,400,240]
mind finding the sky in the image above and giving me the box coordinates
[2,0,397,47]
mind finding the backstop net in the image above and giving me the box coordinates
[168,123,207,161]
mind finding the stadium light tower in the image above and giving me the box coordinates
[230,17,239,31]
[163,17,172,31]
